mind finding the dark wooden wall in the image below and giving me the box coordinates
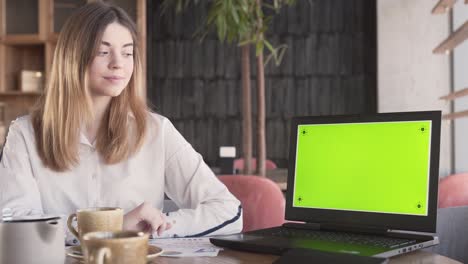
[146,0,377,168]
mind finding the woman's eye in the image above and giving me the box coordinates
[98,51,109,56]
[123,53,133,57]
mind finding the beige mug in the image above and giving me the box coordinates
[81,230,149,264]
[67,207,123,240]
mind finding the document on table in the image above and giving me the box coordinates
[149,237,222,257]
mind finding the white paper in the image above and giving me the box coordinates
[219,146,236,157]
[149,237,222,257]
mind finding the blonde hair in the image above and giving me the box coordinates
[32,2,147,171]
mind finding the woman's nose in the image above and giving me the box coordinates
[109,54,123,69]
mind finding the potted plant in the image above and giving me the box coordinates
[163,0,294,176]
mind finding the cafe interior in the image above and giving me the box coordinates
[0,0,467,263]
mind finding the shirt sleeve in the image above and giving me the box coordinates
[158,118,243,238]
[0,119,44,217]
[0,119,79,245]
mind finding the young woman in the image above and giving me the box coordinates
[0,2,242,242]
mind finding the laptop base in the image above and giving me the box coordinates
[210,224,439,258]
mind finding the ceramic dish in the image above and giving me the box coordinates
[66,244,163,262]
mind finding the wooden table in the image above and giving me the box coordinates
[66,248,461,264]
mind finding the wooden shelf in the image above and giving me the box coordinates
[432,0,457,14]
[0,91,42,96]
[440,87,468,100]
[433,20,468,54]
[0,0,146,125]
[48,33,59,43]
[443,110,468,120]
[2,35,44,45]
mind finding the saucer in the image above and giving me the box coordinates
[66,245,163,262]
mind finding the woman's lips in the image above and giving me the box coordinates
[103,76,125,83]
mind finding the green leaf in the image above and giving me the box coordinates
[207,7,218,24]
[216,15,226,41]
[175,0,183,13]
[162,0,297,65]
[240,0,249,12]
[238,38,255,46]
[263,3,276,10]
[276,45,288,65]
[231,6,240,24]
[264,40,275,54]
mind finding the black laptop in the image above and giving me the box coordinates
[211,111,441,258]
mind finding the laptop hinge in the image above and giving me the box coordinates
[283,222,388,235]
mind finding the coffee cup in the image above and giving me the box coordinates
[67,207,123,240]
[81,230,149,264]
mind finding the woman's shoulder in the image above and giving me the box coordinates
[146,112,174,131]
[145,112,189,154]
[143,112,183,142]
[7,115,34,135]
[3,115,35,148]
[147,111,167,123]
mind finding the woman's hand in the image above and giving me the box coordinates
[123,202,172,236]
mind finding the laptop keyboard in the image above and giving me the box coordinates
[249,227,416,249]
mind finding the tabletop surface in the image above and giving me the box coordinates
[66,248,462,264]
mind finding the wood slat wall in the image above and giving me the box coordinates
[147,0,377,168]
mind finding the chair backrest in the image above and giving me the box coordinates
[233,158,277,171]
[218,175,285,232]
[438,173,468,208]
[426,206,468,263]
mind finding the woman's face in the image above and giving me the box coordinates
[87,22,134,98]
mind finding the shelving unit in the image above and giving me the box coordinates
[433,20,468,54]
[440,87,468,100]
[433,0,468,120]
[442,110,468,120]
[441,88,468,118]
[432,0,457,14]
[0,0,146,129]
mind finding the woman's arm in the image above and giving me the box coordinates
[159,119,243,238]
[0,119,43,217]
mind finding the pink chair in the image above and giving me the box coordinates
[218,175,285,232]
[438,173,468,208]
[233,158,277,171]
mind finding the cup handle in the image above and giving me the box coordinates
[67,213,79,239]
[93,247,111,264]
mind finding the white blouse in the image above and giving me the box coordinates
[0,113,242,239]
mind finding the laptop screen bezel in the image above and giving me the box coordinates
[285,111,441,233]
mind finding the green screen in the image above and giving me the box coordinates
[293,121,431,216]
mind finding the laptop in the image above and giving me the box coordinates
[211,111,441,258]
